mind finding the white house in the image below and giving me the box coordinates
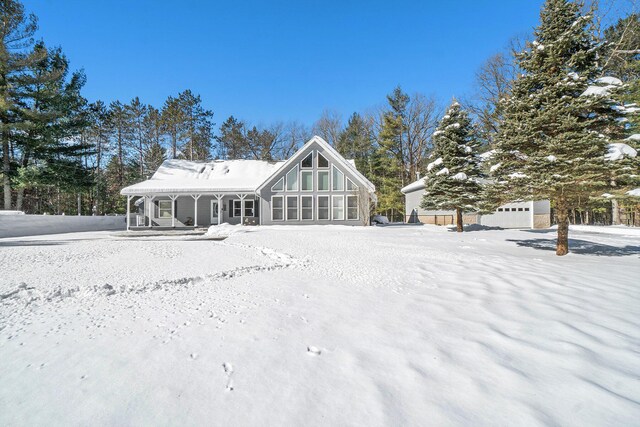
[400,178,551,229]
[120,136,376,230]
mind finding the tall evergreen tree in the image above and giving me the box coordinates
[602,13,640,224]
[107,101,132,189]
[141,105,164,177]
[374,87,408,219]
[126,97,147,177]
[1,0,47,209]
[143,141,166,176]
[490,0,629,255]
[14,42,91,211]
[84,100,112,214]
[216,115,248,159]
[420,100,484,232]
[336,112,375,175]
[176,89,213,161]
[160,95,183,159]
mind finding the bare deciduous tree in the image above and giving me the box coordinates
[404,93,439,181]
[312,109,342,145]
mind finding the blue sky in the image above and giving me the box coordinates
[23,0,547,127]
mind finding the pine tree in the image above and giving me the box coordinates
[141,105,164,177]
[84,101,112,214]
[160,95,183,159]
[374,87,409,220]
[126,97,147,177]
[216,115,248,159]
[107,101,133,189]
[490,0,629,255]
[602,13,640,224]
[176,90,213,161]
[10,39,91,213]
[143,141,166,176]
[336,112,374,175]
[1,0,52,209]
[420,100,484,232]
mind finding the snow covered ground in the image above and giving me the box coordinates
[1,224,639,426]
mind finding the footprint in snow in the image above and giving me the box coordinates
[222,362,234,391]
[307,346,321,356]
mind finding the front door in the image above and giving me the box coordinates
[211,200,219,224]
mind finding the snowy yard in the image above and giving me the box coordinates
[1,225,639,426]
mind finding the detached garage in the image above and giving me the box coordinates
[401,178,551,229]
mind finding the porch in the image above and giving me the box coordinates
[124,192,260,231]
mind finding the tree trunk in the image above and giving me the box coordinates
[2,131,12,210]
[15,149,31,211]
[556,199,569,256]
[611,199,620,225]
[456,208,463,232]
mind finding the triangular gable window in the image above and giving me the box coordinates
[301,152,313,169]
[271,177,284,192]
[286,165,299,191]
[332,165,344,191]
[317,152,329,168]
[346,178,358,191]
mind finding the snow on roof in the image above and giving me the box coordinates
[401,178,426,194]
[121,159,285,195]
[605,143,637,161]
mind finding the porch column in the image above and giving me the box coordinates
[215,194,223,225]
[148,196,155,228]
[237,194,247,225]
[169,195,178,228]
[126,195,131,231]
[191,194,201,227]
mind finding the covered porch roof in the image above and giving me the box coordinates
[121,158,285,196]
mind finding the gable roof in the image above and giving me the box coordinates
[121,159,285,195]
[256,135,377,197]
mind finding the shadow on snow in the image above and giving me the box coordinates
[507,238,640,257]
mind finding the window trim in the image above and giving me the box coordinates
[233,200,242,217]
[317,195,330,220]
[317,170,330,192]
[301,170,313,192]
[286,195,299,221]
[271,195,284,221]
[346,177,358,191]
[332,165,344,191]
[271,177,284,192]
[346,195,359,221]
[157,200,172,219]
[332,195,344,221]
[244,199,255,217]
[286,165,299,191]
[301,151,313,169]
[301,195,314,221]
[317,152,329,168]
